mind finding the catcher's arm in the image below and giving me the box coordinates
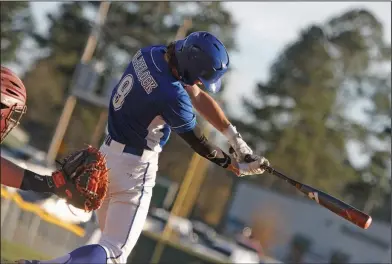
[1,156,25,189]
[1,146,109,212]
[1,156,55,193]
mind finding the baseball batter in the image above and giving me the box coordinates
[18,31,270,264]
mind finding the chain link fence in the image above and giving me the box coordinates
[1,187,227,263]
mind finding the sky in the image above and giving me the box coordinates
[26,2,391,166]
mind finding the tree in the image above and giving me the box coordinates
[232,9,390,200]
[329,10,391,216]
[0,1,34,64]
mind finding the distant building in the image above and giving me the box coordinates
[225,182,391,263]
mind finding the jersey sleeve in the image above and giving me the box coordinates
[161,88,196,134]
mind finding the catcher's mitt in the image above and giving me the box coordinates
[52,145,109,212]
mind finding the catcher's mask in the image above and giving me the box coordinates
[1,66,27,143]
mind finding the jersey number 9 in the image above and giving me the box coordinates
[112,74,134,111]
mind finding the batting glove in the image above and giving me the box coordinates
[223,124,253,162]
[228,154,270,177]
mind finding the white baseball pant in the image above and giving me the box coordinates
[97,138,159,264]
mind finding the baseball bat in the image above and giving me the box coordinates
[229,148,372,229]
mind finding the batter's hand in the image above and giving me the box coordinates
[228,150,270,177]
[230,137,253,162]
[223,125,253,162]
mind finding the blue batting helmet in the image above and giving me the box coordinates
[174,31,229,93]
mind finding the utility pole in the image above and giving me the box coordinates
[177,120,217,219]
[90,109,108,147]
[150,125,211,264]
[46,2,111,166]
[174,18,192,42]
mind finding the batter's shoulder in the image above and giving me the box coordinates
[163,81,189,100]
[140,44,166,54]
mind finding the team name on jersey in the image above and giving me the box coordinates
[132,50,158,94]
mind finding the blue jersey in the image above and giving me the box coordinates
[107,45,196,152]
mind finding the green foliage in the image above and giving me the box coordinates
[232,9,391,206]
[0,1,33,63]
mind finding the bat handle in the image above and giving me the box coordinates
[229,146,236,155]
[229,147,274,173]
[229,146,252,162]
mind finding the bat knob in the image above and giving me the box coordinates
[244,154,256,163]
[229,147,235,154]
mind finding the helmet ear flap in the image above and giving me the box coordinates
[189,46,201,59]
[183,70,191,82]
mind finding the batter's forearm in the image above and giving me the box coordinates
[189,132,232,168]
[177,125,237,172]
[192,91,240,144]
[192,90,231,132]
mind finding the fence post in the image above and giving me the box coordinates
[1,197,11,228]
[27,214,42,247]
[2,202,21,241]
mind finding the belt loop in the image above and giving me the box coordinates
[105,135,111,145]
[104,135,126,153]
[104,134,147,157]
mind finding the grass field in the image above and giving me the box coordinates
[1,240,49,263]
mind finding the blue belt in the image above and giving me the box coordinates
[104,135,144,157]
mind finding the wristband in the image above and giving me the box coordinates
[223,124,239,142]
[20,170,55,193]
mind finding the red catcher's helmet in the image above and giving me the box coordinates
[1,66,27,143]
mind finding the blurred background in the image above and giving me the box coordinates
[1,1,391,264]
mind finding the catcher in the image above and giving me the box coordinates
[1,66,109,212]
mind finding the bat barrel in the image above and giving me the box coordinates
[320,196,372,229]
[300,184,373,230]
[264,164,373,230]
[239,152,373,230]
[335,207,372,229]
